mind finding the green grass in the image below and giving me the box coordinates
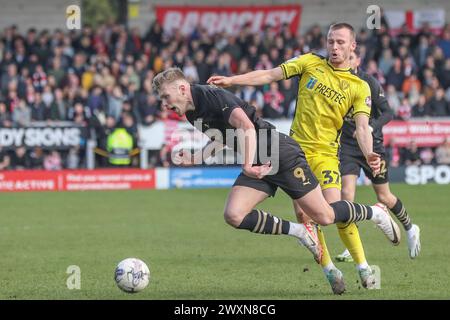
[0,184,449,299]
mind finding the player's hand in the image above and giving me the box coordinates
[243,162,272,179]
[207,76,233,88]
[366,152,381,175]
[172,150,193,166]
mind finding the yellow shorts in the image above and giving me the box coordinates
[303,151,341,190]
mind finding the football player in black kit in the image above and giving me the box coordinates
[152,67,401,276]
[336,48,420,262]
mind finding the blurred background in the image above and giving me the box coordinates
[0,0,449,190]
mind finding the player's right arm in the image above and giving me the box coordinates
[207,53,311,87]
[207,67,283,87]
[228,108,271,179]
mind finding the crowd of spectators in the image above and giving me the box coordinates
[1,14,450,169]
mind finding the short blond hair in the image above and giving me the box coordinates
[152,67,187,94]
[328,23,356,40]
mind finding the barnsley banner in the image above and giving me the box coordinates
[0,169,155,192]
[0,125,86,150]
[155,5,302,36]
[382,120,450,147]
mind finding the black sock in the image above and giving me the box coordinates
[238,209,290,235]
[332,200,373,223]
[389,198,412,231]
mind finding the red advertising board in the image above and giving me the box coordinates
[155,5,302,36]
[383,120,450,147]
[0,169,155,192]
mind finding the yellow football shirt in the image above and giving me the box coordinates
[280,53,371,156]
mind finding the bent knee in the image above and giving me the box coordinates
[305,207,334,226]
[376,192,394,206]
[341,187,355,201]
[315,214,334,226]
[223,209,245,228]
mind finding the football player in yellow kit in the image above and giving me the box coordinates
[208,23,394,294]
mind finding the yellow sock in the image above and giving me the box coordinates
[336,222,367,265]
[317,226,333,267]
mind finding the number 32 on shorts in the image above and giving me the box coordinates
[321,170,341,185]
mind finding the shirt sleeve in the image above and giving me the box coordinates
[352,80,372,118]
[279,53,312,80]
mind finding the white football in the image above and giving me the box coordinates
[114,258,150,293]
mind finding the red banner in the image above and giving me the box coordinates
[0,169,155,192]
[385,9,446,36]
[383,120,450,147]
[155,5,302,36]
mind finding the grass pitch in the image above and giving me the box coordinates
[0,184,449,299]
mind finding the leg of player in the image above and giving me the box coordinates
[336,176,376,289]
[294,185,401,246]
[372,183,421,259]
[335,174,358,263]
[293,201,346,295]
[224,185,322,262]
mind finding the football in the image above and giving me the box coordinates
[114,258,150,293]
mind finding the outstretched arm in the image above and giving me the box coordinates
[207,67,284,88]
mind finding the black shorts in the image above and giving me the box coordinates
[233,133,319,199]
[340,152,389,185]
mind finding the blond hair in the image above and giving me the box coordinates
[152,67,187,94]
[328,23,356,40]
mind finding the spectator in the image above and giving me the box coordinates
[0,146,11,170]
[10,146,30,170]
[47,58,65,87]
[1,63,19,95]
[279,79,297,117]
[32,64,47,92]
[183,57,199,83]
[29,147,44,169]
[402,73,421,98]
[385,84,401,114]
[437,58,450,90]
[420,147,435,165]
[87,86,106,116]
[30,92,46,121]
[412,94,432,118]
[43,150,62,170]
[66,147,80,169]
[435,138,450,165]
[51,88,68,120]
[236,85,264,111]
[397,98,412,121]
[386,58,405,91]
[12,99,31,127]
[378,48,395,75]
[263,82,284,119]
[0,101,12,127]
[107,85,125,122]
[194,50,210,84]
[402,141,422,166]
[429,88,449,117]
[438,27,450,59]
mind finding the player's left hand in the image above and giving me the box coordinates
[366,152,381,175]
[207,75,232,88]
[243,162,272,179]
